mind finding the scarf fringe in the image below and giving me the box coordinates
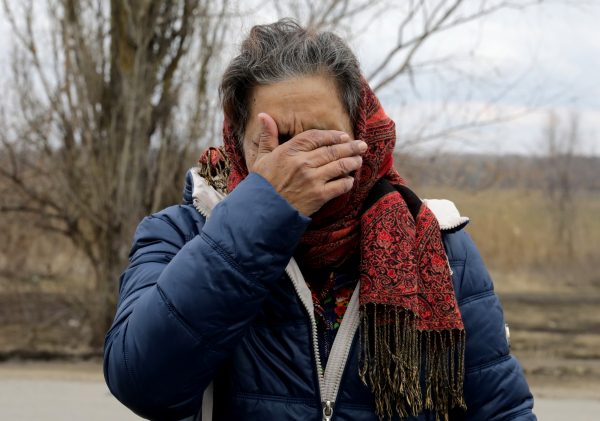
[198,147,231,193]
[358,304,466,421]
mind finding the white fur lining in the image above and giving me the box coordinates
[190,167,226,218]
[422,199,469,230]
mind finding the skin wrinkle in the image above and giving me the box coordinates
[243,75,355,170]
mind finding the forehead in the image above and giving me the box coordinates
[247,75,351,136]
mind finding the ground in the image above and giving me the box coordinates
[1,186,599,419]
[2,264,600,420]
[0,359,599,420]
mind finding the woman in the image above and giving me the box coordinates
[104,19,536,421]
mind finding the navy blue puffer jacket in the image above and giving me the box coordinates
[104,171,536,421]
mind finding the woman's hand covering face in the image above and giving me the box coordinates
[250,112,366,216]
[243,75,366,217]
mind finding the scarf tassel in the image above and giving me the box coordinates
[358,304,466,421]
[198,147,231,193]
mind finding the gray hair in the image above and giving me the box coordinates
[220,18,362,145]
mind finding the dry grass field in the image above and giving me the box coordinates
[418,186,600,397]
[418,187,600,290]
[1,185,599,394]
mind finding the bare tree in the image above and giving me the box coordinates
[272,0,385,30]
[271,0,557,150]
[0,0,572,348]
[362,0,548,92]
[539,110,582,258]
[273,1,553,91]
[0,0,230,345]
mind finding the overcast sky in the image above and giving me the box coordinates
[1,1,599,156]
[344,1,600,156]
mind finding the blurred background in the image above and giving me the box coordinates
[0,0,599,419]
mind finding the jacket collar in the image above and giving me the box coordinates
[422,199,470,232]
[186,166,469,233]
[188,167,226,218]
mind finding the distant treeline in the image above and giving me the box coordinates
[395,153,600,192]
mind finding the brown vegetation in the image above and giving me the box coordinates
[1,161,599,361]
[0,0,231,345]
[0,0,564,347]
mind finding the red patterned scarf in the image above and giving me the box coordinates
[199,82,466,420]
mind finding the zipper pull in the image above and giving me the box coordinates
[445,256,454,276]
[322,400,334,421]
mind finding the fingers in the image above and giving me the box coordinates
[288,129,350,152]
[257,113,279,155]
[321,176,355,201]
[317,155,363,182]
[307,140,367,168]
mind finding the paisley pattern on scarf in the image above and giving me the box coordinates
[360,191,463,331]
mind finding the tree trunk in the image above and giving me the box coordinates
[89,231,129,348]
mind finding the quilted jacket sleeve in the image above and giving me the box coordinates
[444,230,537,421]
[103,173,311,421]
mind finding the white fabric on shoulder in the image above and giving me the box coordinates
[422,199,469,231]
[190,167,227,218]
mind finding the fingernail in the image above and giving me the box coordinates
[340,133,350,143]
[358,141,368,152]
[259,115,266,130]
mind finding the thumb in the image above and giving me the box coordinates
[257,113,279,156]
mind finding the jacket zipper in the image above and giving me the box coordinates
[193,198,212,219]
[284,261,325,401]
[191,177,361,420]
[285,259,361,421]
